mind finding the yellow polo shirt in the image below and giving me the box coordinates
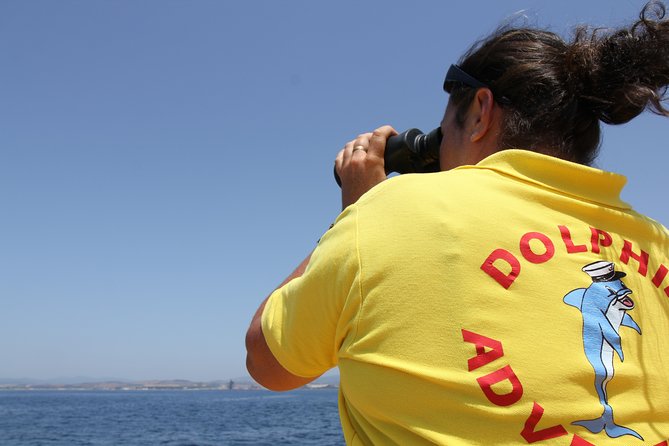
[262,150,669,445]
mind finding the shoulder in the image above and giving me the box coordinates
[356,170,467,201]
[352,167,504,212]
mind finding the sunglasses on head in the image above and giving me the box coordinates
[443,64,511,105]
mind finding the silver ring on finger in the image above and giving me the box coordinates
[352,145,367,152]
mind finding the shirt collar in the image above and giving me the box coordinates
[461,149,631,210]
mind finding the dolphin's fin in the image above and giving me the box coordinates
[564,289,585,309]
[605,422,644,440]
[600,321,624,361]
[574,411,644,440]
[573,417,606,434]
[621,314,641,334]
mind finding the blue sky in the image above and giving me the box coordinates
[1,0,667,381]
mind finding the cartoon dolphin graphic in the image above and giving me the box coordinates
[563,261,642,440]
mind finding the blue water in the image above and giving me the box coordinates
[0,389,344,445]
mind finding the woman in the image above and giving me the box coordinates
[247,2,669,444]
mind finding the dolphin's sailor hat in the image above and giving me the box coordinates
[582,261,626,282]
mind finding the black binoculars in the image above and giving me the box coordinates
[334,127,442,187]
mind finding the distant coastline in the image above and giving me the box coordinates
[0,377,338,392]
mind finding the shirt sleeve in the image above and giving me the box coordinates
[261,205,362,378]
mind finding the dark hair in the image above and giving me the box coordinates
[449,1,669,165]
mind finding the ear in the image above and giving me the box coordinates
[469,88,496,143]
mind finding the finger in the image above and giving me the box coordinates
[335,147,345,172]
[349,133,372,158]
[351,144,368,158]
[353,133,372,148]
[354,133,373,145]
[342,140,356,162]
[367,125,398,158]
[338,140,360,176]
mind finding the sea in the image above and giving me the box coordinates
[0,389,344,445]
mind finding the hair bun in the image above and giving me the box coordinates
[567,2,669,124]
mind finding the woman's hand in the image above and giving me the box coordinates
[335,125,397,209]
